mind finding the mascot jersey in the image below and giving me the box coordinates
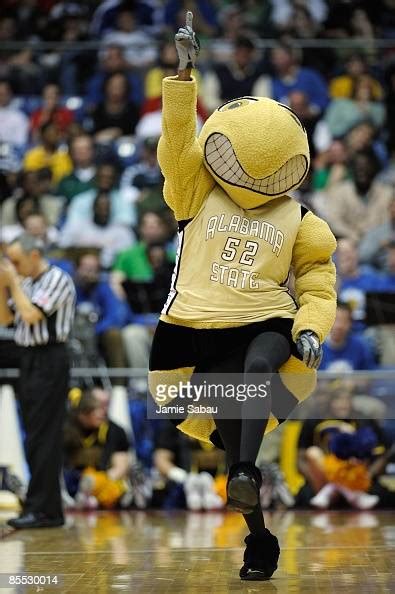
[162,189,301,326]
[149,76,337,443]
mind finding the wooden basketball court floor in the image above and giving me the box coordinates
[1,509,395,593]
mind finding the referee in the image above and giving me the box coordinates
[0,233,75,529]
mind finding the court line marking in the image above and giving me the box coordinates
[15,544,395,555]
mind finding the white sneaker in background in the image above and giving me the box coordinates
[184,473,203,510]
[78,474,95,496]
[338,486,379,510]
[310,483,338,509]
[61,488,77,510]
[199,472,224,510]
[75,492,99,510]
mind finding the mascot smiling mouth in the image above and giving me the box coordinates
[205,132,308,197]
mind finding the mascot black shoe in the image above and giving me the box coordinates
[239,530,280,581]
[227,462,262,514]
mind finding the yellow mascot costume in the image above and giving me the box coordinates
[148,12,337,581]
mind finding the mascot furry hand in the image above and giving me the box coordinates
[149,13,337,445]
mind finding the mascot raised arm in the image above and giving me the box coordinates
[149,12,337,581]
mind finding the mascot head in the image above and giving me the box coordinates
[198,96,310,209]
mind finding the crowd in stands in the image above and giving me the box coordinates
[1,0,395,512]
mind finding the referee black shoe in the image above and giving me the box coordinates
[7,512,64,529]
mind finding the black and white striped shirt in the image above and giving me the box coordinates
[11,266,76,347]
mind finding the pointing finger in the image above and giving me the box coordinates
[186,11,193,29]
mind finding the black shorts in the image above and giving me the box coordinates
[149,317,301,372]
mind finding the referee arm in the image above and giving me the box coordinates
[0,259,44,325]
[0,285,14,325]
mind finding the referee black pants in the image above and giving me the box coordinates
[18,343,69,519]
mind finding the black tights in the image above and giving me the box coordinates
[211,331,292,536]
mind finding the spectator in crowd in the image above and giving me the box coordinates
[0,142,21,203]
[315,149,393,241]
[120,136,165,217]
[137,45,208,138]
[30,83,74,143]
[122,242,174,314]
[349,7,376,41]
[90,0,159,37]
[359,196,395,269]
[65,161,137,227]
[144,40,180,100]
[379,241,395,292]
[102,4,157,69]
[203,36,270,114]
[23,122,73,186]
[312,140,350,191]
[270,42,329,114]
[23,212,58,246]
[329,53,383,100]
[384,61,395,155]
[135,88,205,142]
[336,238,385,332]
[270,4,337,77]
[91,72,140,143]
[56,134,97,206]
[153,419,223,510]
[1,5,43,39]
[152,419,191,508]
[49,3,93,97]
[324,2,372,39]
[121,241,174,370]
[0,79,29,149]
[59,190,135,269]
[378,149,395,187]
[296,384,394,509]
[232,1,271,37]
[342,119,388,168]
[321,302,377,372]
[1,209,60,249]
[276,5,315,38]
[111,211,174,299]
[143,39,207,120]
[63,387,134,509]
[288,90,331,158]
[109,212,175,370]
[1,195,40,244]
[121,136,161,190]
[1,169,64,229]
[270,0,328,35]
[210,4,252,63]
[164,0,218,37]
[372,0,395,38]
[324,77,385,139]
[74,253,131,376]
[85,45,144,110]
[0,17,44,94]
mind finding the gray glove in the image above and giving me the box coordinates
[296,330,322,369]
[175,11,200,70]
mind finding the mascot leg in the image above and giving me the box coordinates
[215,333,290,509]
[212,331,291,580]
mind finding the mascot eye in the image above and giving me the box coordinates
[218,97,258,112]
[228,101,243,110]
